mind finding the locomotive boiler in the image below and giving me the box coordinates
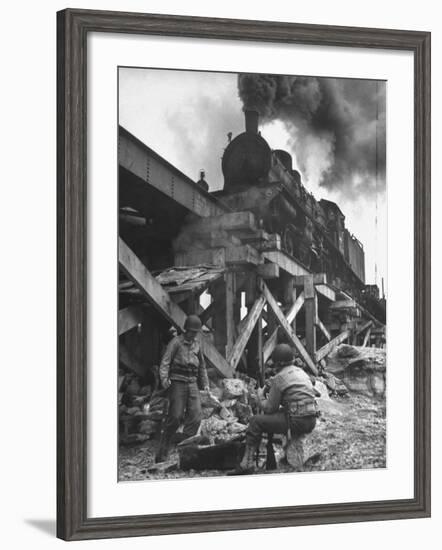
[214,109,367,298]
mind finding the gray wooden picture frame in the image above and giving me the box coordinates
[57,8,431,541]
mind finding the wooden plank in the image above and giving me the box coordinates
[316,318,331,341]
[262,250,309,277]
[315,330,351,362]
[315,284,336,302]
[119,238,233,378]
[293,273,327,286]
[286,291,305,325]
[227,295,266,371]
[263,327,278,364]
[118,305,143,335]
[257,263,280,279]
[262,283,318,376]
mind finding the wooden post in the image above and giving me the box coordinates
[281,272,297,334]
[245,274,264,381]
[225,271,235,358]
[304,275,317,360]
[212,281,227,355]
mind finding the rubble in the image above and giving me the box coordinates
[325,345,386,397]
[119,351,386,479]
[223,378,252,398]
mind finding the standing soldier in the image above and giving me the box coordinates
[235,343,318,474]
[156,315,210,462]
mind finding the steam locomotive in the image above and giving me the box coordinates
[213,109,369,302]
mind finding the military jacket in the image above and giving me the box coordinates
[261,364,316,414]
[159,334,209,389]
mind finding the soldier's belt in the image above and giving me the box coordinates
[286,400,318,417]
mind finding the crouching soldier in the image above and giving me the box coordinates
[155,315,210,463]
[235,343,318,474]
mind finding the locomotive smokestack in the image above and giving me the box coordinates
[244,109,259,134]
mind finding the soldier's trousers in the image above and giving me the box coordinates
[164,380,202,440]
[246,411,316,445]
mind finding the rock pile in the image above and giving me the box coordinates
[198,377,256,444]
[119,371,168,445]
[325,345,386,397]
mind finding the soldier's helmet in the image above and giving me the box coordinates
[272,344,294,365]
[184,315,202,331]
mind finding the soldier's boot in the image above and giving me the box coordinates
[286,435,305,471]
[229,441,259,475]
[155,432,172,463]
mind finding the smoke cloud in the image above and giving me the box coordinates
[238,74,386,199]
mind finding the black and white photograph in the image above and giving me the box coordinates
[117,68,387,481]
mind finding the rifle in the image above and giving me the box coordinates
[265,432,277,470]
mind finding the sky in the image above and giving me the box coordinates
[119,67,387,291]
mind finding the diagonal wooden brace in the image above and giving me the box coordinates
[118,237,233,378]
[262,282,318,376]
[227,294,266,371]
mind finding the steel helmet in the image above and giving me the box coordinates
[184,315,202,331]
[272,343,294,364]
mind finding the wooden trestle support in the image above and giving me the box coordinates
[118,210,385,380]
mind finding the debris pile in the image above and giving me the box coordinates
[119,370,168,445]
[197,377,256,443]
[119,344,386,479]
[325,345,386,397]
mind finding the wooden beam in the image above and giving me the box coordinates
[200,301,215,326]
[119,238,187,328]
[119,238,233,378]
[263,327,278,364]
[227,295,266,371]
[262,250,309,277]
[316,318,331,341]
[286,291,305,325]
[225,244,261,266]
[118,305,143,335]
[225,272,235,357]
[356,320,373,335]
[175,248,226,268]
[304,275,317,359]
[315,284,336,302]
[186,211,257,234]
[257,263,280,279]
[293,273,327,286]
[329,299,357,309]
[362,327,372,347]
[315,330,351,362]
[262,283,317,376]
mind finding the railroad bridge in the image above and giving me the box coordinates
[118,126,385,383]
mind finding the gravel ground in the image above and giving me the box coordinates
[118,391,386,482]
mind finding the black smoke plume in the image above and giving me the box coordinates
[238,74,386,199]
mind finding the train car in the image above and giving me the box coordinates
[214,109,367,297]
